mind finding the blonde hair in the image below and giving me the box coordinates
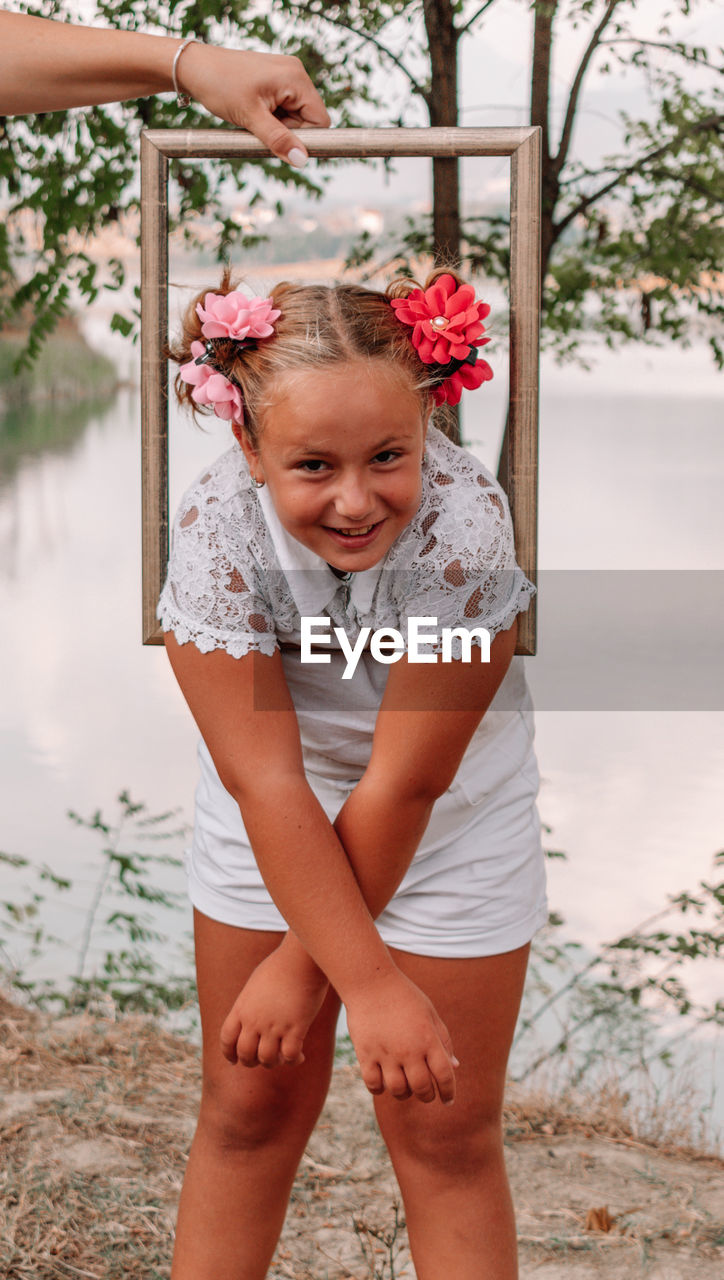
[168,266,469,443]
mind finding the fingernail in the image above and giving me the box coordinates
[452,1056,461,1068]
[444,1098,455,1107]
[287,147,308,169]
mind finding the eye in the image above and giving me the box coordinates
[297,459,328,473]
[373,450,401,464]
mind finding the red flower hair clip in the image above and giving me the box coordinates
[390,273,493,406]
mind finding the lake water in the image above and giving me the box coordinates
[1,334,722,1142]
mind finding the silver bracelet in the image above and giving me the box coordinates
[172,37,196,108]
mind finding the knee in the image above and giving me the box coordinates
[197,1071,322,1155]
[388,1107,504,1183]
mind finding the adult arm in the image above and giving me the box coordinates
[163,633,457,1102]
[0,12,329,163]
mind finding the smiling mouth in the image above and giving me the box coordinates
[327,523,379,539]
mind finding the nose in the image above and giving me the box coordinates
[334,470,375,522]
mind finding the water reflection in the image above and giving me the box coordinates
[0,393,118,579]
[0,393,116,483]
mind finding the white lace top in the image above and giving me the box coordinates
[158,424,534,662]
[159,424,536,783]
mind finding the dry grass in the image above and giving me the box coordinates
[503,1076,724,1167]
[0,993,401,1280]
[2,992,723,1280]
[0,994,195,1279]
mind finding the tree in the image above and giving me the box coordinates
[2,1,722,372]
[277,0,723,367]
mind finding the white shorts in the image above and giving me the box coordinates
[185,739,548,959]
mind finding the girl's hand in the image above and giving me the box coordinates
[220,945,329,1068]
[345,969,459,1105]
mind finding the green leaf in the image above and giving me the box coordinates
[110,312,134,338]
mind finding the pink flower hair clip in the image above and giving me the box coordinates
[178,288,281,425]
[196,290,280,342]
[390,274,493,406]
[179,341,245,422]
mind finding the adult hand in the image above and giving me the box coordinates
[176,44,330,166]
[0,14,330,166]
[220,941,330,1068]
[345,968,459,1105]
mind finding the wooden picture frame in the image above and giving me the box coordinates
[140,126,540,653]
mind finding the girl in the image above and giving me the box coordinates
[159,268,546,1280]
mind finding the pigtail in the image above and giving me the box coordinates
[385,266,493,429]
[167,267,243,422]
[386,264,468,301]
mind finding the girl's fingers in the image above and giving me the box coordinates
[360,1061,384,1095]
[382,1066,413,1101]
[219,1011,241,1062]
[403,1062,437,1104]
[256,1031,284,1068]
[432,1015,460,1098]
[280,1029,306,1066]
[434,1014,457,1063]
[426,1046,457,1106]
[236,1027,262,1068]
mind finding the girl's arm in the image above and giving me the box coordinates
[0,12,329,162]
[273,622,519,1088]
[221,620,517,1090]
[335,619,519,914]
[278,617,518,954]
[163,633,457,1103]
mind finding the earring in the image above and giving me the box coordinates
[251,475,265,489]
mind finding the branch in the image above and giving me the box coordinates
[457,0,500,38]
[558,161,625,188]
[640,168,721,203]
[555,112,724,238]
[516,898,679,1046]
[284,4,427,98]
[555,0,624,175]
[600,37,724,73]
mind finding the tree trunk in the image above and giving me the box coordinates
[499,3,558,482]
[422,0,460,263]
[530,0,559,282]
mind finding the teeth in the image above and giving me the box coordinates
[337,525,374,537]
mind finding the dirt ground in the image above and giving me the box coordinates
[1,993,722,1279]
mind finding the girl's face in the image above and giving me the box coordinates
[235,360,429,572]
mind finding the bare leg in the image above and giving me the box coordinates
[171,909,340,1280]
[373,944,530,1280]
